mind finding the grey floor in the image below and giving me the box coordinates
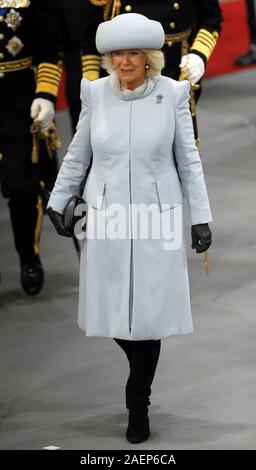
[1,69,256,450]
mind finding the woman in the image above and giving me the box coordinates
[47,13,212,444]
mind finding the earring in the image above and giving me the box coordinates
[145,64,149,69]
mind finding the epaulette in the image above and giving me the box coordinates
[89,0,121,21]
[0,0,30,7]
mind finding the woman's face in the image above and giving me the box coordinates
[111,49,147,90]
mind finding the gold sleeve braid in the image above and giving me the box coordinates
[35,60,63,97]
[82,54,101,80]
[191,28,219,61]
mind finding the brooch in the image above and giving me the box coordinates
[156,94,163,104]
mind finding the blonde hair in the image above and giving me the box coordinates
[101,49,165,77]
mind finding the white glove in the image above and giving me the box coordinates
[30,98,55,132]
[179,53,205,84]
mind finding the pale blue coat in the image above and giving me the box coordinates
[48,74,212,340]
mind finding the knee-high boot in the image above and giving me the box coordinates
[125,339,161,444]
[113,337,132,363]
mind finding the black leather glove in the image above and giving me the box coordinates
[191,223,212,253]
[46,207,73,237]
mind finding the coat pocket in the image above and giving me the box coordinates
[155,173,183,212]
[83,172,106,210]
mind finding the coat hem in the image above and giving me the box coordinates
[76,322,193,340]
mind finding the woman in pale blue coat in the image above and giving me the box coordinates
[47,13,212,444]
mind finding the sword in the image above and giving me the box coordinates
[31,118,81,259]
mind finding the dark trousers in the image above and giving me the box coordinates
[0,68,58,264]
[8,194,43,264]
[113,338,161,412]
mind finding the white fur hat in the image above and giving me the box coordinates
[96,13,165,54]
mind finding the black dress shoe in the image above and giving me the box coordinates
[234,49,256,66]
[126,410,150,444]
[21,256,44,296]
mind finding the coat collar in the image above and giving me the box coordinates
[108,71,161,101]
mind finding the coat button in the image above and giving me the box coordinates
[169,22,176,29]
[0,33,4,40]
[0,16,4,22]
[167,41,173,47]
[0,153,3,161]
[0,52,4,59]
[173,2,180,10]
[125,5,132,12]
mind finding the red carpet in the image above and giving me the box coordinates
[57,0,256,110]
[206,0,256,77]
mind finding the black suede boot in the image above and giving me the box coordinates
[125,339,161,444]
[126,408,150,444]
